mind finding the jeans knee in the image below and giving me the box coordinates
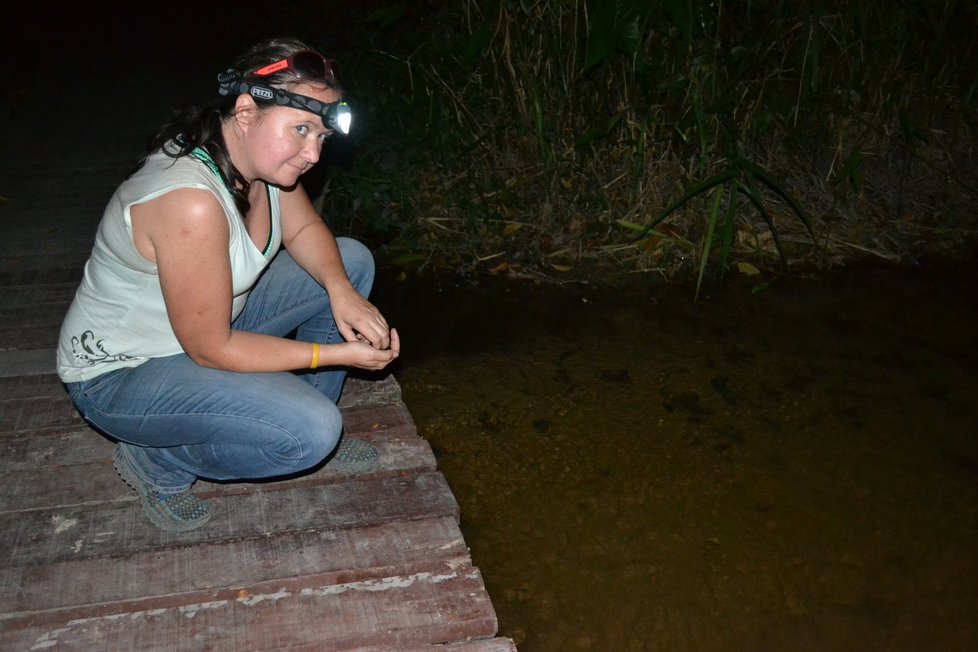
[281,401,343,471]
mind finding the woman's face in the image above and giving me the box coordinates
[242,82,341,187]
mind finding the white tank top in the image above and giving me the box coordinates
[57,148,282,383]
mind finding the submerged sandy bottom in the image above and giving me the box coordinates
[374,264,978,652]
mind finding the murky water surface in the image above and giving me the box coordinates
[373,265,978,652]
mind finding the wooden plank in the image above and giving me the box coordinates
[0,432,436,511]
[0,373,67,401]
[0,302,69,329]
[0,516,468,617]
[0,472,459,566]
[0,349,58,378]
[0,393,82,433]
[354,638,519,652]
[342,402,417,439]
[0,267,82,288]
[0,250,91,273]
[0,238,95,258]
[0,564,498,651]
[0,323,62,351]
[0,282,76,308]
[1,391,434,512]
[0,432,436,512]
[436,640,519,651]
[1,427,112,470]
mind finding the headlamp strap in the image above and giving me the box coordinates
[216,69,351,135]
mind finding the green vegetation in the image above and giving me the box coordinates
[314,1,978,289]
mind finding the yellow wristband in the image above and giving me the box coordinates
[309,342,320,369]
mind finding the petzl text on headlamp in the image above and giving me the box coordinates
[217,70,352,135]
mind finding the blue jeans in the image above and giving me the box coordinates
[65,238,375,494]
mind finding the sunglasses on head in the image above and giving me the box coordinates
[217,70,352,135]
[251,50,338,86]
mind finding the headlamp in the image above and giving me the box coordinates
[217,70,352,135]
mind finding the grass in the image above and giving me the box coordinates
[309,0,978,292]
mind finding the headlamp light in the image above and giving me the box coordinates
[328,101,352,135]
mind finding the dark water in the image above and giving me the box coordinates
[372,264,978,652]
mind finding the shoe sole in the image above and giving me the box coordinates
[331,437,379,475]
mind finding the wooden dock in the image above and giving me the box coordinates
[0,364,515,650]
[0,32,515,649]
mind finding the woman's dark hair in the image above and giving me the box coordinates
[133,37,339,216]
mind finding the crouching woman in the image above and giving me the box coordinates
[57,37,399,532]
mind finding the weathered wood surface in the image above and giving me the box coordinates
[0,371,516,651]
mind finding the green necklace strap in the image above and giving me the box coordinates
[190,147,228,190]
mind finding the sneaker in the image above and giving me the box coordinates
[330,437,379,475]
[112,446,211,532]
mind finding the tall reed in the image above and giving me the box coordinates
[318,0,978,286]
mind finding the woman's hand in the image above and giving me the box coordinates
[332,328,400,370]
[329,285,394,350]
